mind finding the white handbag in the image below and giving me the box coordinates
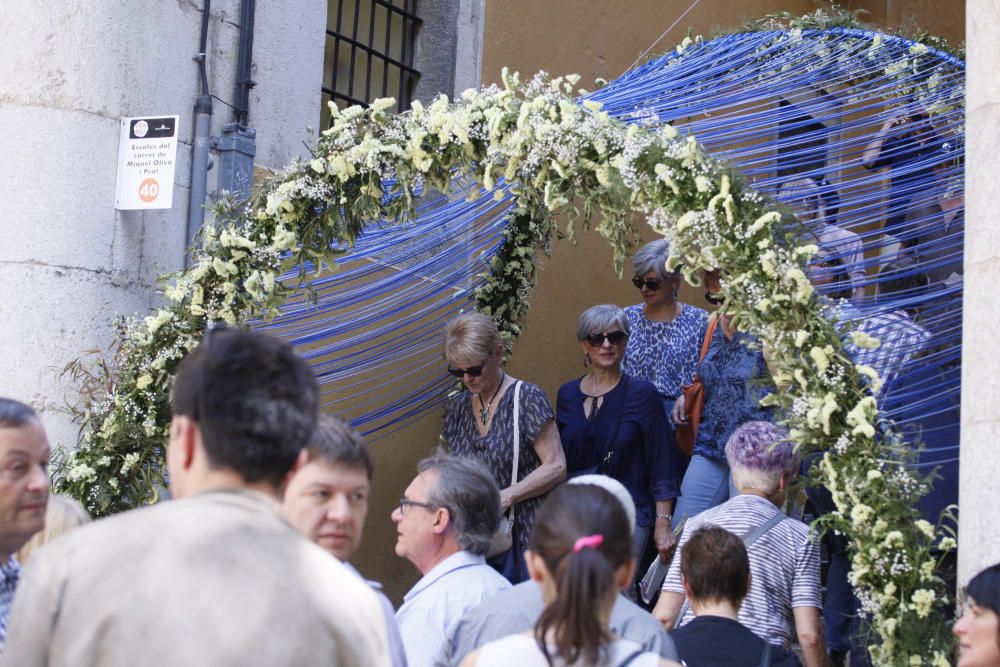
[486,381,521,558]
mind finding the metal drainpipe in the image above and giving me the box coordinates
[214,0,257,203]
[186,0,214,267]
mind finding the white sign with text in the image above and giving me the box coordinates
[114,115,179,210]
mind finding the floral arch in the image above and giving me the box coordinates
[58,27,963,664]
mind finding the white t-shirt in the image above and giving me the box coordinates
[473,633,659,666]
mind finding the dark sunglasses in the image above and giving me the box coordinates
[631,277,663,291]
[447,364,486,378]
[585,331,629,347]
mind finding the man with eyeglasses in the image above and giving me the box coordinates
[1,328,390,667]
[392,453,510,667]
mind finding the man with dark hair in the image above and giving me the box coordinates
[392,453,510,666]
[2,329,390,667]
[670,526,800,666]
[283,413,407,667]
[0,398,49,654]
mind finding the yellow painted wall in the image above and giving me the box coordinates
[351,0,964,604]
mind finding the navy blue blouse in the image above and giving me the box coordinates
[556,374,680,528]
[695,326,775,460]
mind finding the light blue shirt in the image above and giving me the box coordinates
[396,551,510,667]
[344,562,408,667]
[434,580,678,666]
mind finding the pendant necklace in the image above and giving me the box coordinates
[478,371,505,426]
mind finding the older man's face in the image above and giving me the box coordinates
[0,419,50,558]
[283,459,370,562]
[391,470,441,569]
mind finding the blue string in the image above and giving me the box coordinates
[254,25,964,506]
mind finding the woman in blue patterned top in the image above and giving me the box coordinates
[671,271,775,523]
[622,240,709,424]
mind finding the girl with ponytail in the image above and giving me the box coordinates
[461,484,679,666]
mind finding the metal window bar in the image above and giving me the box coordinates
[323,0,421,121]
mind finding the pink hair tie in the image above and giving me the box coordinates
[572,534,604,553]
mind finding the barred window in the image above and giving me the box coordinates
[322,0,421,127]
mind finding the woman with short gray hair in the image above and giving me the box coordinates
[622,240,708,426]
[556,304,681,576]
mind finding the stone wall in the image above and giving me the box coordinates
[0,0,325,448]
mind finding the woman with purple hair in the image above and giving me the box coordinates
[654,421,827,667]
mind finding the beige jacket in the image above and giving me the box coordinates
[1,489,390,667]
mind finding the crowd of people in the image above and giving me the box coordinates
[0,122,981,665]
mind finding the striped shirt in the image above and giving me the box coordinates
[663,494,821,648]
[0,556,21,652]
[850,309,931,391]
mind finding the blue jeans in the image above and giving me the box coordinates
[673,455,736,524]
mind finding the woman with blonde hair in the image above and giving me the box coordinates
[16,494,91,564]
[442,311,566,583]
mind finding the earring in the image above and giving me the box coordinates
[672,285,679,298]
[583,353,590,368]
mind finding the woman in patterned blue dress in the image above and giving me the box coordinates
[671,270,775,523]
[622,240,709,428]
[441,312,566,583]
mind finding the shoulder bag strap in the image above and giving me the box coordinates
[697,314,720,364]
[741,508,786,549]
[675,508,786,626]
[509,381,523,525]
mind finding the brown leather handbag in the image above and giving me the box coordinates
[675,314,719,456]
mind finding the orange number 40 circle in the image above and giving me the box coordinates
[138,178,160,203]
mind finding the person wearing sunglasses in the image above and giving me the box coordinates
[556,305,680,582]
[441,312,566,584]
[621,240,709,436]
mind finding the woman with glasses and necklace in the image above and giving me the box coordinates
[556,304,680,575]
[441,312,566,584]
[622,240,709,440]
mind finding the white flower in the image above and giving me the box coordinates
[135,374,153,390]
[120,452,141,475]
[309,158,325,174]
[847,396,878,438]
[809,346,830,374]
[67,463,98,484]
[850,331,882,350]
[914,519,936,539]
[909,43,929,56]
[370,97,396,113]
[748,211,781,234]
[144,309,173,335]
[852,504,875,527]
[911,589,936,618]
